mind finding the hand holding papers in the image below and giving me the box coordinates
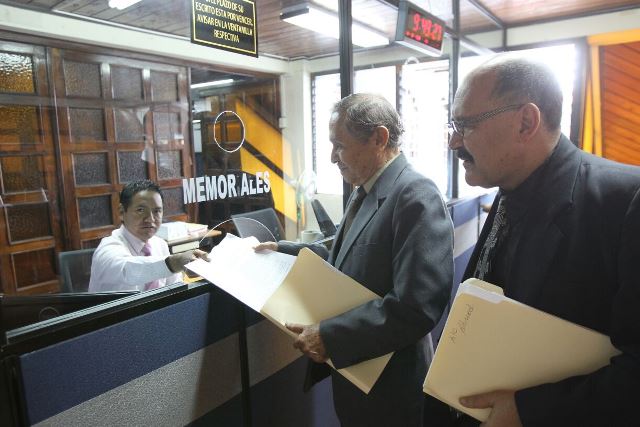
[186,234,295,312]
[185,235,392,394]
[424,278,620,421]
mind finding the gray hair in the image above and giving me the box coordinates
[331,93,404,148]
[481,57,563,132]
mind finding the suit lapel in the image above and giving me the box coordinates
[506,136,580,304]
[332,154,408,269]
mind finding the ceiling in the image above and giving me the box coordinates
[2,0,640,61]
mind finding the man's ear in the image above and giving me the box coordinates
[519,103,541,142]
[372,125,390,149]
[118,204,125,221]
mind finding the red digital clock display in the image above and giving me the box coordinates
[403,6,444,52]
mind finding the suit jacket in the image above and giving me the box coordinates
[463,135,640,426]
[284,153,454,425]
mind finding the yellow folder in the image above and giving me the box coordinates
[423,278,620,421]
[260,247,393,394]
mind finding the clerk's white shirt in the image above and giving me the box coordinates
[88,225,181,292]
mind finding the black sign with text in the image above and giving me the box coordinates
[191,0,258,57]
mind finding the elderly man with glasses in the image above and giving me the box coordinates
[449,55,640,426]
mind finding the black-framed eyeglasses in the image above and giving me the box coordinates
[446,104,525,137]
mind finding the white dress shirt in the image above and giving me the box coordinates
[88,225,181,292]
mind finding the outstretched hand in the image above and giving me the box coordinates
[166,249,209,272]
[253,241,278,252]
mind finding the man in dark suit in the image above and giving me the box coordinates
[258,93,454,426]
[448,56,640,426]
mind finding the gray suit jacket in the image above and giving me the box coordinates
[282,153,454,425]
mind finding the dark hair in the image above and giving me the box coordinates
[119,180,163,211]
[486,57,563,131]
[332,93,404,148]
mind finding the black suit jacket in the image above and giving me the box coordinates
[463,135,640,426]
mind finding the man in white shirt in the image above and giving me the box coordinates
[89,180,208,292]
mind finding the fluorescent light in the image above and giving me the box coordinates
[281,4,389,48]
[190,79,234,89]
[108,0,142,10]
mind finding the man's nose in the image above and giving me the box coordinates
[448,132,462,150]
[330,147,338,163]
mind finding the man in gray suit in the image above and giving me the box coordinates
[258,93,453,426]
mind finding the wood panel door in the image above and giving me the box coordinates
[50,48,194,251]
[601,41,640,165]
[0,41,63,295]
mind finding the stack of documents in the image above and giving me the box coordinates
[186,234,393,394]
[423,278,620,421]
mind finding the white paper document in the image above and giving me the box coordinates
[186,237,392,394]
[186,234,296,312]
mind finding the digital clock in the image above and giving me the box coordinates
[395,0,446,57]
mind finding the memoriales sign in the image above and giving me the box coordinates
[190,0,258,57]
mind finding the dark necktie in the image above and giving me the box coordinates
[341,186,366,238]
[474,195,508,280]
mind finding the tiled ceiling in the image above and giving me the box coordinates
[2,0,640,60]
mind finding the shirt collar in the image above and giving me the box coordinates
[362,152,400,194]
[120,225,147,255]
[502,140,561,224]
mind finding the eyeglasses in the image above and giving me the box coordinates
[447,104,525,137]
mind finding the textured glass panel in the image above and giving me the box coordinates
[1,155,45,192]
[13,248,56,288]
[118,151,148,183]
[7,203,52,242]
[157,151,182,179]
[63,60,101,98]
[114,109,144,142]
[150,71,178,102]
[79,196,112,229]
[74,153,109,185]
[163,187,185,216]
[112,66,142,100]
[0,52,34,93]
[0,105,40,144]
[153,111,181,143]
[69,108,105,141]
[81,238,102,249]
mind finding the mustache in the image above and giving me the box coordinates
[455,147,474,162]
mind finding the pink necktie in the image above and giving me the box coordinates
[142,242,161,290]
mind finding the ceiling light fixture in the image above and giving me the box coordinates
[190,79,235,89]
[108,0,143,10]
[280,3,389,48]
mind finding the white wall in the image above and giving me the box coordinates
[0,4,289,75]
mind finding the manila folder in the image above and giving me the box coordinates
[424,278,620,421]
[260,247,393,395]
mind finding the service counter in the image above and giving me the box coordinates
[0,192,495,426]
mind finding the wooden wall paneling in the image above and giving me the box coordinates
[0,42,62,294]
[601,41,640,166]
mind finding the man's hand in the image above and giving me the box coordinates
[253,241,278,252]
[166,249,209,272]
[460,390,522,427]
[286,322,328,363]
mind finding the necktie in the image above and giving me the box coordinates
[474,195,508,280]
[341,186,367,239]
[142,242,161,290]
